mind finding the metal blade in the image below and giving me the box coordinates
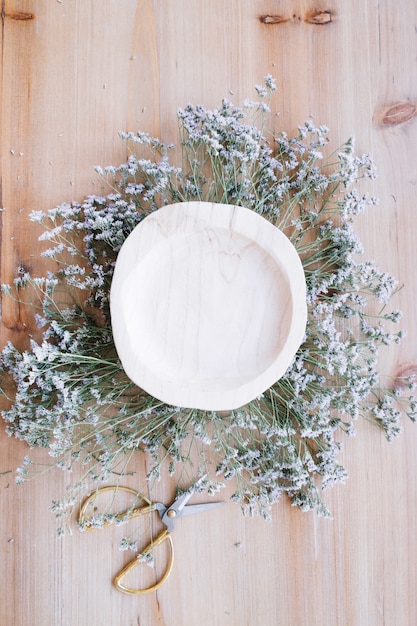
[166,474,209,517]
[160,474,223,530]
[179,501,226,518]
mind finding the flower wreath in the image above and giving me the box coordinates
[1,77,415,532]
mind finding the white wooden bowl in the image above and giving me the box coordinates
[110,202,307,410]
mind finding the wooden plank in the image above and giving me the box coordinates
[1,1,417,624]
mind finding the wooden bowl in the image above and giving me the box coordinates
[110,202,307,410]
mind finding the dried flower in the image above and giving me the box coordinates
[0,77,414,533]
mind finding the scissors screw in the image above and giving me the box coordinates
[167,509,177,519]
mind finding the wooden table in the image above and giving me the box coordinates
[1,2,416,624]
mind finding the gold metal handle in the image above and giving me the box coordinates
[113,529,174,595]
[78,486,154,529]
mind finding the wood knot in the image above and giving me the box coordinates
[304,10,333,24]
[8,11,35,20]
[2,319,28,333]
[84,306,108,328]
[259,11,334,26]
[376,101,417,127]
[394,362,417,389]
[259,15,289,25]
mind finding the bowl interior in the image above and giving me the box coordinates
[110,202,307,410]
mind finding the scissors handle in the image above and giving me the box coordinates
[78,486,155,529]
[114,529,174,595]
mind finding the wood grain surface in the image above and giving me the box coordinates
[1,1,416,625]
[110,201,307,411]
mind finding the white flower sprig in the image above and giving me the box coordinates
[1,77,415,532]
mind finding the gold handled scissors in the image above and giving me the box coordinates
[78,476,224,595]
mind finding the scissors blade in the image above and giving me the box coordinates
[167,473,209,515]
[160,475,220,530]
[179,501,226,517]
[173,490,195,514]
